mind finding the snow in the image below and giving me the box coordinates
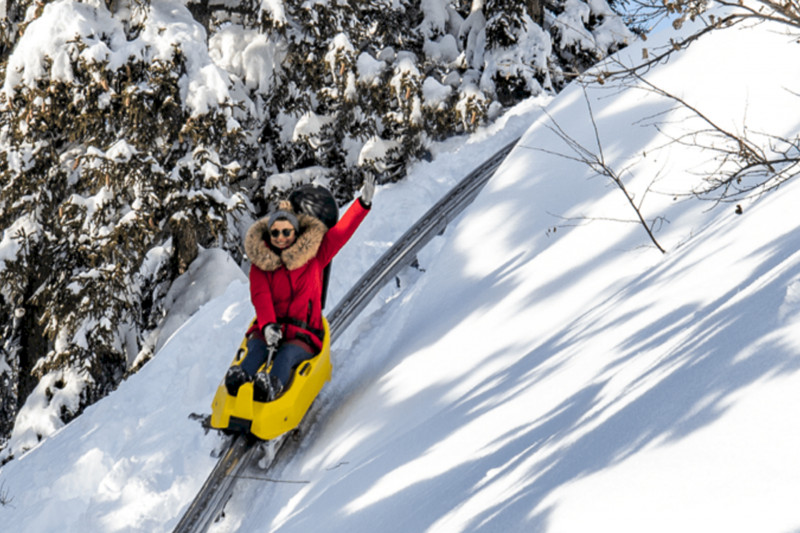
[390,52,421,104]
[552,0,597,51]
[421,76,453,109]
[209,26,285,93]
[292,111,335,148]
[3,6,800,533]
[261,0,287,26]
[418,0,450,38]
[356,52,387,86]
[0,216,40,267]
[152,248,248,356]
[4,368,87,459]
[357,137,401,171]
[325,34,355,76]
[3,0,241,117]
[481,13,552,95]
[263,167,334,198]
[423,34,460,64]
[2,2,127,92]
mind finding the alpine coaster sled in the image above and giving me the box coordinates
[209,317,332,441]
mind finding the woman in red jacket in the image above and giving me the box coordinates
[225,178,374,401]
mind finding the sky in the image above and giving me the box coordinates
[2,2,800,532]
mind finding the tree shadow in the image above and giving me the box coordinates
[241,72,800,531]
[250,211,800,533]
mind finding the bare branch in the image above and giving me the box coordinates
[0,481,13,508]
[586,12,748,83]
[523,88,667,253]
[623,72,800,203]
[598,0,800,85]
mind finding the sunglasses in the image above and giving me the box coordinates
[270,228,295,238]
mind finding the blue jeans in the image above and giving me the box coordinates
[240,337,313,388]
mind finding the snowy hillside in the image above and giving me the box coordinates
[3,6,800,533]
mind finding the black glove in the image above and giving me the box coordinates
[262,323,282,347]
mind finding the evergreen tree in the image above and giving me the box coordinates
[0,0,254,456]
[0,0,634,456]
[241,0,633,203]
[548,0,633,75]
[484,0,552,105]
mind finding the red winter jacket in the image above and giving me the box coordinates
[243,199,370,351]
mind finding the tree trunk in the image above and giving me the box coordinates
[17,302,48,411]
[170,216,199,276]
[527,0,545,26]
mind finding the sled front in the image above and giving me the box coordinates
[210,318,332,441]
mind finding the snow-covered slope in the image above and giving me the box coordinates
[3,8,800,533]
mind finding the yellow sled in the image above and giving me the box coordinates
[209,318,332,441]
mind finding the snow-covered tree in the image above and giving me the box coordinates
[0,0,255,458]
[1,0,634,456]
[483,0,552,104]
[239,0,633,199]
[548,0,633,74]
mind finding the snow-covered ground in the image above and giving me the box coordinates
[3,6,800,533]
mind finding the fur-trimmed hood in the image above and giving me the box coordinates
[245,209,327,272]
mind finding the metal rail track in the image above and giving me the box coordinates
[172,435,258,532]
[171,136,520,533]
[328,137,520,343]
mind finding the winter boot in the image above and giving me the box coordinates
[225,365,250,396]
[253,372,283,402]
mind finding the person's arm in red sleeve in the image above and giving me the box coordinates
[317,198,370,267]
[249,264,277,332]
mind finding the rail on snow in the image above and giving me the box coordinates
[171,136,520,533]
